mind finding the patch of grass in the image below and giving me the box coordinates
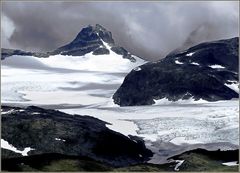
[2,151,238,172]
[176,153,239,172]
[40,159,111,172]
[114,163,174,172]
[2,153,113,172]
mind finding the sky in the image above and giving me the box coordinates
[1,1,239,61]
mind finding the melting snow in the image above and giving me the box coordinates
[1,139,35,156]
[55,138,66,142]
[191,62,200,66]
[174,160,185,171]
[1,109,15,114]
[224,81,239,93]
[222,161,238,166]
[209,64,225,69]
[175,60,184,65]
[186,52,195,56]
[31,112,40,115]
[1,109,25,114]
[153,97,209,105]
[134,67,141,71]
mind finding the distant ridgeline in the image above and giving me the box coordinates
[1,24,136,62]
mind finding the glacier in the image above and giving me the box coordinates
[1,53,239,164]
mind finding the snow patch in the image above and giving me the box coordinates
[134,66,141,71]
[55,138,66,142]
[1,139,35,156]
[224,81,239,94]
[209,64,225,69]
[106,120,139,137]
[1,109,15,114]
[174,160,185,171]
[186,52,195,56]
[222,161,238,166]
[154,97,209,105]
[170,137,201,145]
[1,109,24,114]
[191,62,200,66]
[175,60,184,65]
[31,112,40,115]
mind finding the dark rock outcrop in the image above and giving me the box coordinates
[1,106,152,167]
[113,37,239,106]
[170,148,239,162]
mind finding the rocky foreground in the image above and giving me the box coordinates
[1,106,239,171]
[1,105,152,167]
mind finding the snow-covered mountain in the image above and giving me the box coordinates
[113,37,239,106]
[51,24,138,61]
[1,24,146,72]
[1,25,146,105]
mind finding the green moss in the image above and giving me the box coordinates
[2,153,114,172]
[113,163,173,172]
[2,152,238,172]
[175,153,239,172]
[114,152,239,172]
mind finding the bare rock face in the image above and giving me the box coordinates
[113,37,239,106]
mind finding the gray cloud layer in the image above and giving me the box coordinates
[2,1,239,61]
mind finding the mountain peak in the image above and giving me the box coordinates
[72,24,114,45]
[51,24,138,62]
[85,24,107,32]
[94,24,107,32]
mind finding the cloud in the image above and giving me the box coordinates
[1,13,15,48]
[1,1,239,61]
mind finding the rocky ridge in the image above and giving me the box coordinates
[113,37,239,106]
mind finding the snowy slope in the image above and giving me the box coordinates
[1,50,145,105]
[39,51,145,73]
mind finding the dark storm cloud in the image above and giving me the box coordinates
[1,1,239,61]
